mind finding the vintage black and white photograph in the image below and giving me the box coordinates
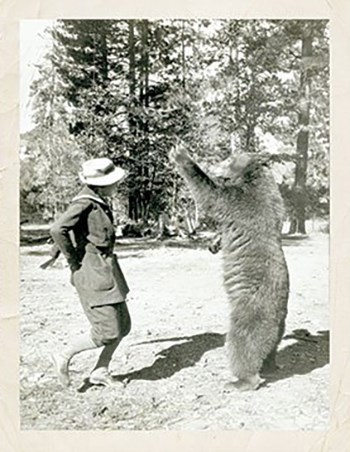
[19,19,329,430]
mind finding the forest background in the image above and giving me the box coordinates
[20,19,329,237]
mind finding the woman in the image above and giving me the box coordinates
[50,157,131,388]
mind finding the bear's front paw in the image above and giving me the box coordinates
[169,145,190,166]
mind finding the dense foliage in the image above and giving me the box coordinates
[21,19,329,233]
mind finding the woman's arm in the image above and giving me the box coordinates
[50,200,91,271]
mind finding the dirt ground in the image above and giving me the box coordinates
[19,233,329,430]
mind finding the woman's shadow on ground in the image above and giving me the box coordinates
[78,329,329,392]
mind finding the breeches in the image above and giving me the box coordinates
[80,300,131,347]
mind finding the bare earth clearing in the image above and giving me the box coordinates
[20,234,329,430]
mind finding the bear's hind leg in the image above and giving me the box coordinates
[226,374,264,392]
[261,318,286,376]
[261,348,279,375]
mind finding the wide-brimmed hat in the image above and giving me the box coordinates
[79,158,126,186]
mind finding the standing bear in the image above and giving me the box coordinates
[169,145,289,391]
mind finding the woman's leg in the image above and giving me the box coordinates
[52,302,131,387]
[89,302,131,385]
[52,333,99,387]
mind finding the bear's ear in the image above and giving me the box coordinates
[226,154,251,182]
[242,157,269,183]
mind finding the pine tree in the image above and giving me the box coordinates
[23,19,329,230]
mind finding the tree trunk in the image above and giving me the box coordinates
[289,25,313,234]
[139,19,150,223]
[181,20,186,89]
[231,20,244,153]
[127,20,138,221]
[100,26,109,83]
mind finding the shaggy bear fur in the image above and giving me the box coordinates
[170,146,289,391]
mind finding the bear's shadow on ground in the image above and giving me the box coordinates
[78,329,329,392]
[120,329,329,383]
[264,329,329,385]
